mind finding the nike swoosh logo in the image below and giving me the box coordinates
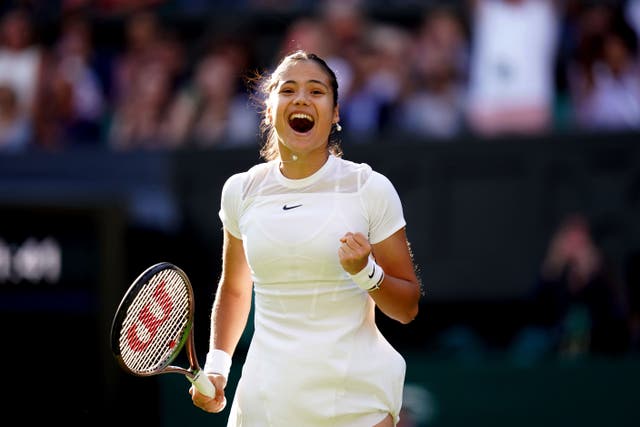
[368,264,375,279]
[282,204,302,211]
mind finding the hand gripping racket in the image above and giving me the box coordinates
[110,262,215,397]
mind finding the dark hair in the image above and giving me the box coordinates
[249,50,342,161]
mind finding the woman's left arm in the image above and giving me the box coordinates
[370,227,422,324]
[339,228,422,324]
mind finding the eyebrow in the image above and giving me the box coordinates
[282,79,329,89]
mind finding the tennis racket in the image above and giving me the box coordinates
[110,262,215,397]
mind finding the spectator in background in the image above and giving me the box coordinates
[528,213,629,358]
[552,0,613,129]
[36,12,106,148]
[107,58,175,149]
[0,84,32,152]
[562,0,615,80]
[317,0,366,105]
[109,9,185,113]
[0,7,47,142]
[466,0,561,137]
[278,15,344,72]
[339,23,412,140]
[318,1,416,141]
[277,17,334,64]
[394,6,469,139]
[566,8,640,131]
[107,9,185,150]
[164,46,259,149]
[109,8,161,107]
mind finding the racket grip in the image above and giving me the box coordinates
[190,370,216,398]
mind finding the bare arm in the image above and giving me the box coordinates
[192,228,252,413]
[339,228,422,324]
[210,229,254,356]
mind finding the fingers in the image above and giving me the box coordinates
[338,232,371,274]
[191,391,226,413]
[339,232,369,252]
[190,382,227,413]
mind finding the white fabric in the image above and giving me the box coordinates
[0,47,42,113]
[467,0,558,109]
[350,256,384,292]
[203,349,232,380]
[218,155,407,426]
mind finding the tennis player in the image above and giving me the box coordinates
[190,50,422,427]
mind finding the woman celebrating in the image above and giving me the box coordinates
[191,50,422,427]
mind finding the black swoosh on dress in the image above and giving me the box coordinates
[282,204,302,211]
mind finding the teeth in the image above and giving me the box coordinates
[289,113,314,122]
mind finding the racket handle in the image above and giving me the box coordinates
[190,370,216,398]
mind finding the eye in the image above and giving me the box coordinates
[279,88,294,94]
[309,86,327,95]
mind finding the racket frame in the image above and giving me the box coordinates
[110,262,213,395]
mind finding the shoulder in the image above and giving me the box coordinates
[334,156,374,184]
[222,161,275,198]
[364,170,397,197]
[335,156,373,175]
[225,161,273,183]
[220,172,245,202]
[334,156,397,193]
[342,158,394,187]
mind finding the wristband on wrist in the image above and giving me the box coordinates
[349,256,385,292]
[203,349,232,380]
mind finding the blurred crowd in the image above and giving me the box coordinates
[523,213,638,359]
[0,0,639,153]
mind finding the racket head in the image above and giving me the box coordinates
[110,262,195,377]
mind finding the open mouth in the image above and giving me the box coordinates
[288,113,315,133]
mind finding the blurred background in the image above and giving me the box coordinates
[1,0,639,426]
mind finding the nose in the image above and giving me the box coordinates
[293,91,309,105]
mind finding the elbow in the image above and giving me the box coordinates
[384,279,422,324]
[398,285,421,324]
[395,297,419,325]
[398,304,419,325]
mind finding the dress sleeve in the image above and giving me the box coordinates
[218,172,245,239]
[362,171,406,244]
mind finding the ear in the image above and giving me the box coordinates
[333,105,340,124]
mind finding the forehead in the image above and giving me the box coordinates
[276,59,330,85]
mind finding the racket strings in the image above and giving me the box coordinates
[119,269,192,373]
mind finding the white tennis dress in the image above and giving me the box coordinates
[219,154,407,427]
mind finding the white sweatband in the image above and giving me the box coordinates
[203,349,232,380]
[349,257,385,292]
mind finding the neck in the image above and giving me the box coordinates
[279,151,330,179]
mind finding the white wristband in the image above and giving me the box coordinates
[203,349,232,380]
[349,257,385,292]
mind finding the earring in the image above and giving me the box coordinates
[335,123,342,132]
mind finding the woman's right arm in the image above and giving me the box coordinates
[192,229,252,413]
[210,228,254,357]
